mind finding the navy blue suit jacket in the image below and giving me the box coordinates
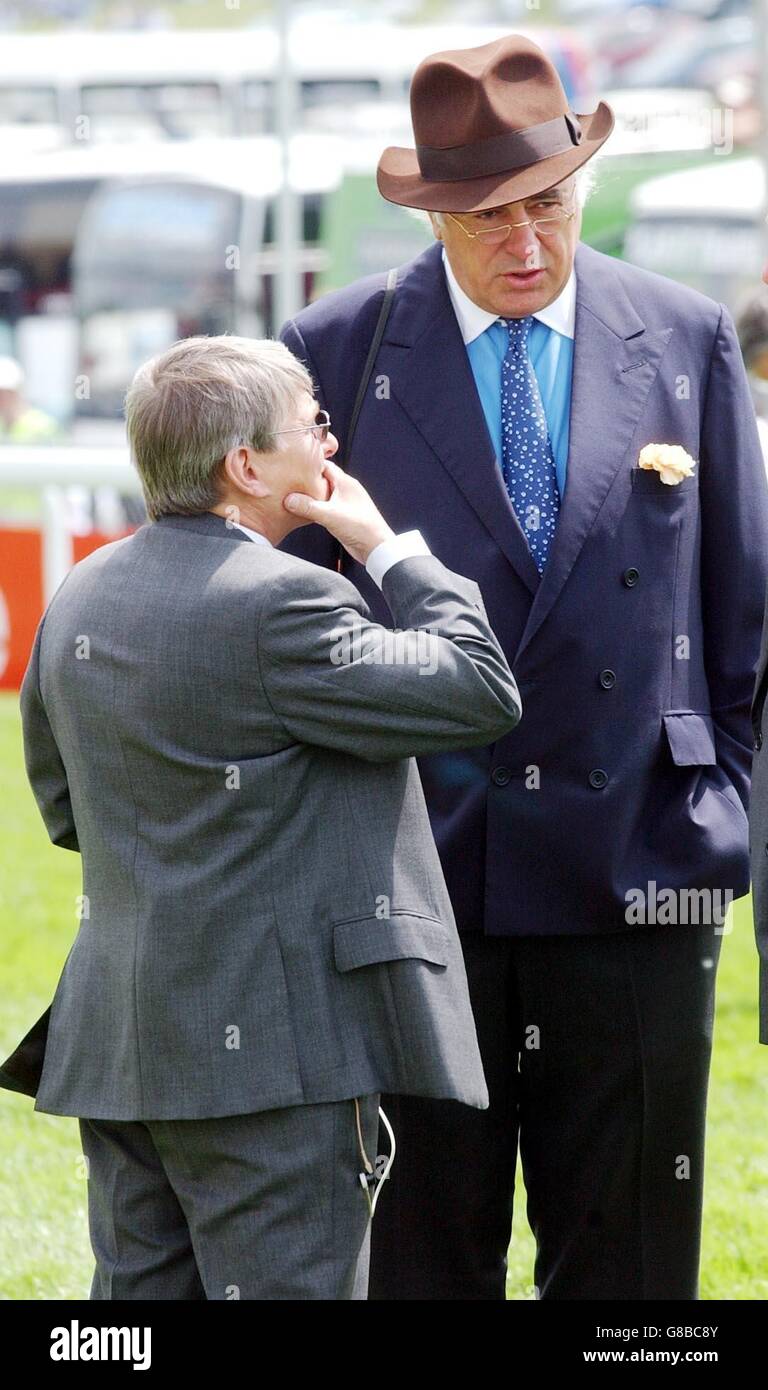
[280,239,768,937]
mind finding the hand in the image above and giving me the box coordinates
[283,460,395,566]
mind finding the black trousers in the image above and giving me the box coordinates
[369,923,722,1300]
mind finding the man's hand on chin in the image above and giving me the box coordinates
[283,460,395,566]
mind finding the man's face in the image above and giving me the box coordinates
[267,391,338,508]
[430,177,581,318]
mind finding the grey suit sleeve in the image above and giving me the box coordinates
[19,618,79,853]
[257,553,521,763]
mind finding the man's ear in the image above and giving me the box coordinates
[221,445,270,498]
[428,212,443,242]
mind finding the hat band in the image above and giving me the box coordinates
[416,111,583,182]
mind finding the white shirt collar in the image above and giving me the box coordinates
[230,520,272,547]
[441,245,576,345]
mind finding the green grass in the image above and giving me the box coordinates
[0,693,90,1299]
[0,486,43,524]
[0,690,766,1299]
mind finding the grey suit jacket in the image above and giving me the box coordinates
[0,510,521,1119]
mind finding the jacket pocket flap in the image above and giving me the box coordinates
[663,711,717,766]
[333,913,450,972]
[632,470,698,494]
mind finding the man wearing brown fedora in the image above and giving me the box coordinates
[279,33,768,1299]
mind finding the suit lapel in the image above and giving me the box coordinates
[385,242,674,627]
[515,244,673,658]
[386,243,541,596]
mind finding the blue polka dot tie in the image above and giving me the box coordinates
[499,315,560,573]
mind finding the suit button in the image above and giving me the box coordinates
[492,766,511,786]
[755,732,763,751]
[622,567,640,587]
[599,669,617,689]
[588,768,608,789]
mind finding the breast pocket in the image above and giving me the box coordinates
[631,471,699,498]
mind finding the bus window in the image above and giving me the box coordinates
[0,85,58,125]
[300,79,381,111]
[240,77,384,135]
[624,215,761,309]
[241,81,272,135]
[625,156,763,313]
[80,83,229,142]
[73,178,250,417]
[263,192,324,247]
[0,180,95,326]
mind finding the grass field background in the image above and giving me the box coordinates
[1,688,766,1300]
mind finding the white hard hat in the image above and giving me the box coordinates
[0,356,24,391]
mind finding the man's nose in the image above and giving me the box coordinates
[762,260,768,286]
[324,431,339,458]
[501,219,540,263]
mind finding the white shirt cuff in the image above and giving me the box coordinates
[365,530,432,588]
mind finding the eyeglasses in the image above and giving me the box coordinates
[273,409,331,442]
[447,206,576,245]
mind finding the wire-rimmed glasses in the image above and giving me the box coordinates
[273,409,332,442]
[447,206,576,245]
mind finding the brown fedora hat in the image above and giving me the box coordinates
[377,33,614,213]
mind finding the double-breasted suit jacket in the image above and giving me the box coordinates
[281,238,768,937]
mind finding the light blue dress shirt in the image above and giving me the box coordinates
[442,249,576,499]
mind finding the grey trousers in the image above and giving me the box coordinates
[78,1093,380,1300]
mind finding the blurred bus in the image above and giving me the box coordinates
[0,22,597,148]
[0,135,344,427]
[623,154,761,312]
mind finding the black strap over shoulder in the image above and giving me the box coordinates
[345,267,398,466]
[753,662,768,749]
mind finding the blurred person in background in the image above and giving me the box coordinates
[735,290,768,475]
[0,353,142,536]
[0,356,58,443]
[279,32,768,1301]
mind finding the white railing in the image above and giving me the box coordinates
[0,446,140,601]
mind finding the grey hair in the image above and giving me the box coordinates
[124,335,313,522]
[574,158,600,206]
[428,159,600,229]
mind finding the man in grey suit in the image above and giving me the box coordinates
[0,334,521,1299]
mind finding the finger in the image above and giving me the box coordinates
[283,492,324,517]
